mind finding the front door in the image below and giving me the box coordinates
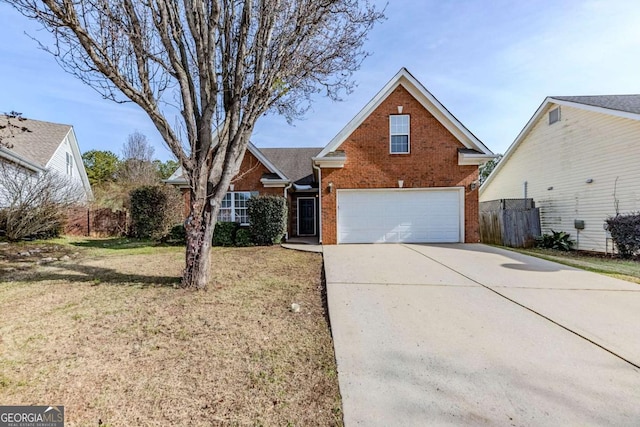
[298,197,316,236]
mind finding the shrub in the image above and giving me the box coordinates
[536,230,574,251]
[606,213,640,258]
[163,223,186,245]
[0,165,82,241]
[129,185,182,240]
[235,228,253,247]
[247,196,287,245]
[213,221,238,246]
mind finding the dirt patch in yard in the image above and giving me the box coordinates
[0,243,341,426]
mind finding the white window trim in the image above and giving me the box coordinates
[389,114,410,154]
[296,197,316,236]
[66,152,74,176]
[218,191,251,225]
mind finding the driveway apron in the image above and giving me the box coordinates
[324,244,640,426]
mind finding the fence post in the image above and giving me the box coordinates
[87,209,90,237]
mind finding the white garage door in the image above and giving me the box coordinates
[337,189,463,244]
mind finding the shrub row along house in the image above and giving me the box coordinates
[0,116,93,205]
[168,68,496,244]
[480,95,640,253]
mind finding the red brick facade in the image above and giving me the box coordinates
[320,85,480,244]
[180,150,283,217]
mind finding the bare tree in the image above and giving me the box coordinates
[6,0,383,289]
[119,131,158,186]
[0,163,83,241]
[0,111,31,148]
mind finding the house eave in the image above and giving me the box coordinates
[0,146,44,172]
[458,152,497,166]
[312,156,346,168]
[260,178,289,188]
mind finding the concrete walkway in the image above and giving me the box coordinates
[324,244,640,426]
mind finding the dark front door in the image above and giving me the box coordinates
[298,198,316,236]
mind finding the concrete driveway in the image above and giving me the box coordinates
[323,244,640,426]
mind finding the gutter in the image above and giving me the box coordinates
[0,146,44,173]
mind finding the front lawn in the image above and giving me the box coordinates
[0,239,342,426]
[510,247,640,284]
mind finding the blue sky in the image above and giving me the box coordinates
[1,0,639,161]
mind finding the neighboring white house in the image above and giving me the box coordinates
[0,116,93,204]
[480,95,640,253]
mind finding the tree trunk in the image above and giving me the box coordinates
[182,199,217,290]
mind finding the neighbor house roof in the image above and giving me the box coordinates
[261,147,322,185]
[551,95,640,115]
[315,67,495,164]
[0,115,72,167]
[480,94,640,193]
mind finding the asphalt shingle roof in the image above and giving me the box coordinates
[260,147,323,184]
[0,115,71,167]
[551,95,640,115]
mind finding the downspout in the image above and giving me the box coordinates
[312,162,322,244]
[283,181,293,240]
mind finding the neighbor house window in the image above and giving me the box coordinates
[549,107,560,125]
[390,114,410,153]
[217,191,251,225]
[66,152,73,176]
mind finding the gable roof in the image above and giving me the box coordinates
[166,142,289,185]
[315,67,494,159]
[261,147,322,184]
[0,116,72,168]
[480,94,640,193]
[551,95,640,116]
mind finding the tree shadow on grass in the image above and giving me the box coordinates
[7,262,181,288]
[69,238,160,250]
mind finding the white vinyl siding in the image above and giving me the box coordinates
[218,191,251,225]
[45,135,88,202]
[390,115,410,153]
[480,104,640,253]
[337,188,463,244]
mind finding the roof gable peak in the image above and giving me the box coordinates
[316,67,492,158]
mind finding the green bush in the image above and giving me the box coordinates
[235,228,253,247]
[163,223,186,245]
[247,196,287,245]
[536,230,574,251]
[129,185,182,240]
[606,213,640,258]
[213,221,238,246]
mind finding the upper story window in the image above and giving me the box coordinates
[217,191,251,225]
[549,107,561,125]
[390,114,410,154]
[66,152,74,176]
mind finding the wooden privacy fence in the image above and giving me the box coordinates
[479,199,541,248]
[65,207,128,237]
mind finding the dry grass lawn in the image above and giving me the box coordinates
[0,239,342,426]
[512,247,640,285]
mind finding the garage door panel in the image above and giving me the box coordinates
[337,189,462,244]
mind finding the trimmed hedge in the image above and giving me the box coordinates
[213,222,238,247]
[129,185,182,240]
[606,213,640,258]
[212,222,253,247]
[248,195,287,245]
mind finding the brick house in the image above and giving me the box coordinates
[168,68,494,244]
